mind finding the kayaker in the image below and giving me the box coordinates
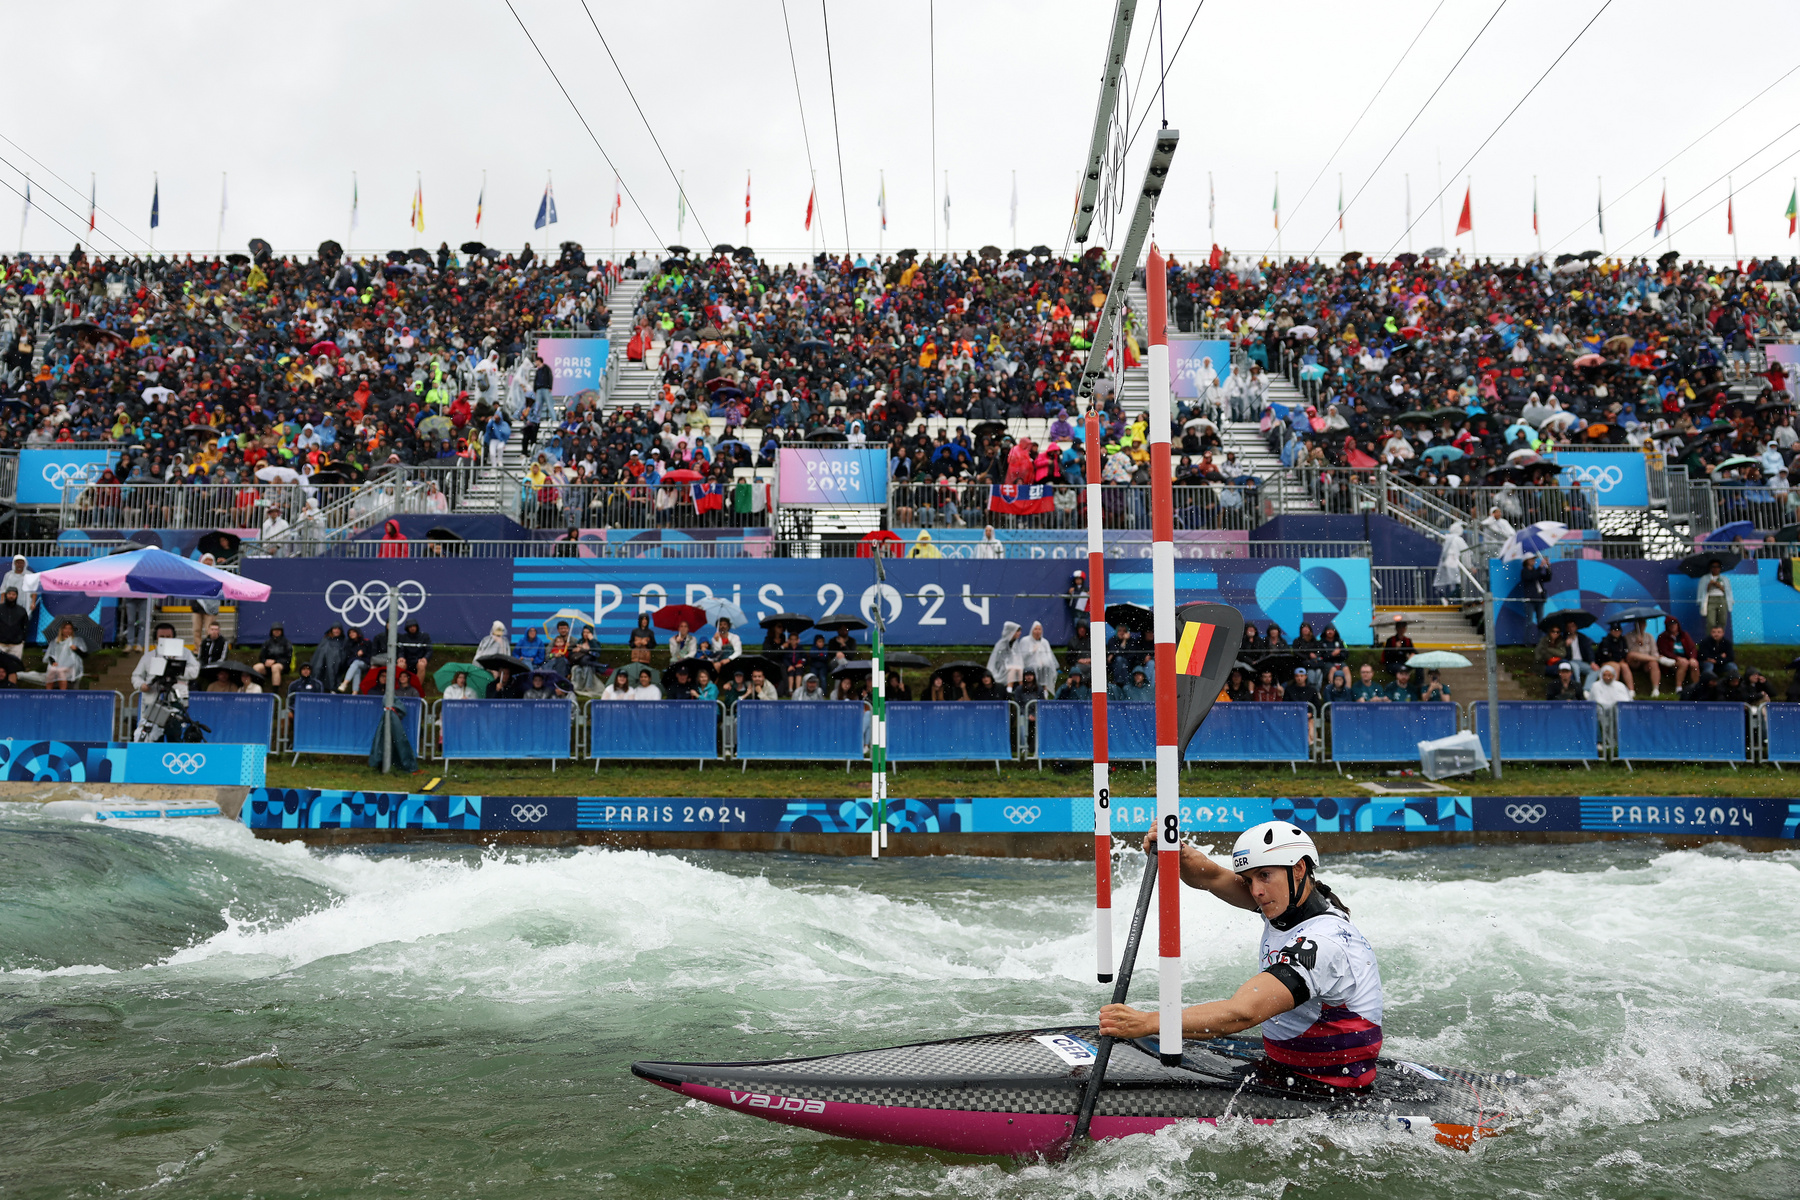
[1099,822,1385,1091]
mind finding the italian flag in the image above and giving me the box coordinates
[1788,186,1798,236]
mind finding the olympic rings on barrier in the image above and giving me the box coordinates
[161,752,208,775]
[1560,463,1625,493]
[324,579,428,627]
[511,803,548,823]
[41,462,106,490]
[1002,805,1043,825]
[1504,803,1547,824]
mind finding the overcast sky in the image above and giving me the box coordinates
[7,0,1800,264]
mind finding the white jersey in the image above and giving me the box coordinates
[1258,907,1384,1088]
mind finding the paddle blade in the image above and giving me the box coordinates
[1172,602,1246,758]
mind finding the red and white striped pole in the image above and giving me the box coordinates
[1146,241,1183,1064]
[1085,411,1112,983]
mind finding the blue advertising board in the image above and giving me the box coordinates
[1549,451,1648,508]
[244,789,1799,839]
[1168,338,1233,399]
[237,557,1376,646]
[1489,556,1800,645]
[0,739,266,787]
[16,449,119,505]
[535,337,609,397]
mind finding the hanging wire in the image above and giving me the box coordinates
[1121,0,1206,157]
[1273,0,1446,257]
[1383,0,1615,259]
[1649,142,1800,250]
[1157,0,1167,128]
[0,132,150,255]
[1317,0,1508,254]
[1546,61,1800,253]
[821,1,852,257]
[1610,119,1800,256]
[0,173,98,252]
[780,0,826,250]
[577,0,708,249]
[503,0,665,248]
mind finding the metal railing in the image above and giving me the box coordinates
[890,481,1265,531]
[58,480,359,532]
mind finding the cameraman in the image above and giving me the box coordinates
[130,621,200,742]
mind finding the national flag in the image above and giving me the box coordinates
[943,176,951,230]
[1655,185,1667,237]
[1788,185,1798,236]
[1531,180,1538,234]
[535,176,557,230]
[350,173,359,230]
[692,480,725,513]
[677,174,687,238]
[1596,182,1604,238]
[1337,175,1343,231]
[1454,185,1472,237]
[1727,192,1735,236]
[804,186,815,232]
[881,174,889,231]
[1208,173,1215,234]
[610,175,621,228]
[1174,619,1218,677]
[988,483,1054,515]
[150,175,159,231]
[1172,601,1246,759]
[410,174,425,234]
[475,178,484,229]
[745,170,752,229]
[1272,178,1280,229]
[88,174,96,232]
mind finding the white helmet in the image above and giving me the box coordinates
[1231,821,1318,875]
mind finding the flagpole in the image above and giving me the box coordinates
[215,171,226,260]
[1404,173,1411,255]
[1009,168,1017,250]
[17,173,27,255]
[1665,177,1673,258]
[1338,171,1345,255]
[1730,174,1738,267]
[1435,149,1445,248]
[1274,171,1281,265]
[348,170,357,258]
[882,169,888,256]
[1597,175,1606,257]
[149,172,157,254]
[1792,176,1797,258]
[1084,410,1112,983]
[1534,175,1541,255]
[1208,171,1214,250]
[1467,176,1476,262]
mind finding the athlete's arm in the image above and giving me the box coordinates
[1098,971,1297,1040]
[1138,834,1257,910]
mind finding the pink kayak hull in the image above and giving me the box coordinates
[659,1079,1274,1158]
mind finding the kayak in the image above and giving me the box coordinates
[633,1026,1519,1157]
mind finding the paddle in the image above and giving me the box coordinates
[1069,600,1244,1149]
[1070,850,1159,1145]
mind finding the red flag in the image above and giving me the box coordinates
[804,187,814,232]
[745,171,752,229]
[1727,194,1734,235]
[1454,186,1473,237]
[1654,186,1667,236]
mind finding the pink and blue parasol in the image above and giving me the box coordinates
[34,547,272,601]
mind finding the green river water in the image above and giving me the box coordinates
[1,805,1796,1198]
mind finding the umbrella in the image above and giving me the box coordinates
[1406,651,1472,669]
[1577,250,1602,261]
[857,530,903,558]
[408,248,431,265]
[477,653,531,674]
[698,596,748,628]
[1029,244,1052,258]
[881,652,933,670]
[36,547,270,601]
[540,607,595,635]
[1774,523,1800,545]
[652,603,707,633]
[831,660,875,676]
[1658,249,1682,266]
[434,661,493,695]
[1605,604,1669,625]
[425,527,465,544]
[712,243,735,254]
[928,661,988,688]
[1712,456,1762,472]
[804,429,847,443]
[386,249,410,263]
[812,613,867,633]
[1393,410,1435,426]
[1649,427,1687,441]
[1538,609,1595,632]
[0,650,22,674]
[198,660,260,686]
[729,654,785,688]
[45,613,105,655]
[1507,449,1543,466]
[256,465,302,484]
[1572,354,1605,368]
[659,468,704,483]
[1500,521,1570,562]
[758,612,815,633]
[978,244,1002,259]
[734,246,755,259]
[309,340,340,358]
[1287,324,1318,339]
[382,264,411,279]
[1421,246,1447,258]
[248,237,273,262]
[1702,520,1756,544]
[225,253,251,266]
[195,530,242,559]
[1679,550,1740,577]
[666,244,691,254]
[1421,445,1465,463]
[796,339,833,355]
[1339,251,1361,263]
[460,241,487,255]
[1103,602,1154,633]
[417,414,453,441]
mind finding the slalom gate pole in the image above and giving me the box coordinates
[870,551,889,857]
[1146,241,1182,1066]
[1085,411,1113,984]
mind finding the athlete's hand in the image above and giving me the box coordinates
[1098,1004,1158,1039]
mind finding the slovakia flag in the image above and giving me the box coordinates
[988,484,1055,515]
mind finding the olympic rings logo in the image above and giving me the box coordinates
[161,752,207,775]
[511,804,548,823]
[324,579,427,627]
[1504,803,1547,825]
[1559,463,1625,493]
[41,462,106,490]
[1002,805,1043,825]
